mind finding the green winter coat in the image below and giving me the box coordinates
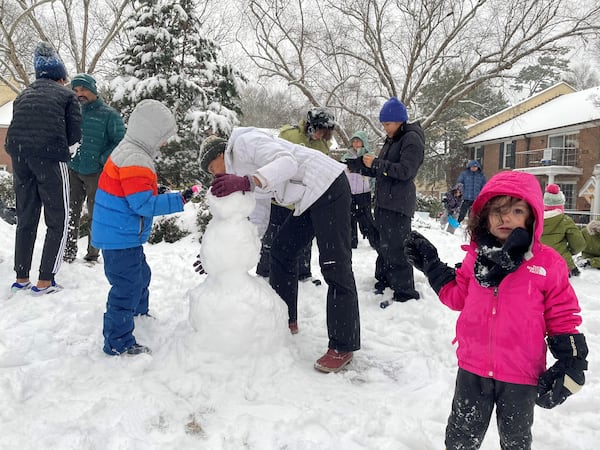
[276,119,332,209]
[68,98,125,175]
[278,119,331,154]
[582,223,600,268]
[540,212,585,269]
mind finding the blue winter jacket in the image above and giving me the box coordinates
[91,100,184,250]
[457,161,487,201]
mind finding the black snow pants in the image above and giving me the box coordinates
[445,368,537,450]
[12,156,70,281]
[269,174,360,352]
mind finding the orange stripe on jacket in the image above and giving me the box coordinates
[99,158,158,197]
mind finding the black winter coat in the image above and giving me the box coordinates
[6,78,81,162]
[361,122,425,216]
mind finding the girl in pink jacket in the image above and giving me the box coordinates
[404,171,588,450]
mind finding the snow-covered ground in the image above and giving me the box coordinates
[0,203,598,450]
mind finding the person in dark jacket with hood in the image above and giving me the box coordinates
[346,97,424,304]
[5,42,81,295]
[457,160,487,223]
[64,73,125,263]
[440,183,464,234]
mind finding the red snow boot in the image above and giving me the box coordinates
[314,349,353,373]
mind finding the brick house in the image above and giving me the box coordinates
[463,82,600,220]
[0,100,13,172]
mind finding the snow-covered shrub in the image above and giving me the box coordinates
[0,171,15,208]
[149,216,190,244]
[416,192,443,218]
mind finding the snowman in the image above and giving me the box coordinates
[187,189,289,355]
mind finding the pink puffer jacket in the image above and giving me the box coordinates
[438,171,583,385]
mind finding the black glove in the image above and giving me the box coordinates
[157,184,171,194]
[181,184,202,203]
[193,254,206,275]
[344,156,366,173]
[404,230,455,293]
[536,334,588,409]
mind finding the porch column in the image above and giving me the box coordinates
[593,164,600,220]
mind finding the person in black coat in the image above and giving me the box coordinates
[5,42,81,295]
[346,97,424,304]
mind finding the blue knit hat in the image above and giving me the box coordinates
[34,42,67,81]
[379,97,408,123]
[71,73,98,95]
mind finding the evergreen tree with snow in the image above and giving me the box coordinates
[111,0,244,187]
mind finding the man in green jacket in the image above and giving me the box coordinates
[64,74,125,263]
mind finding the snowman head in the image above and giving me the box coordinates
[206,189,256,220]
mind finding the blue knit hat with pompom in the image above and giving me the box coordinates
[34,42,67,81]
[379,97,408,123]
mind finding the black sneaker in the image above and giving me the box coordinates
[83,254,99,262]
[123,343,152,356]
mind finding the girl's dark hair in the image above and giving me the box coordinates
[302,122,334,141]
[467,195,534,242]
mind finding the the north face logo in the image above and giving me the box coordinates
[527,265,547,276]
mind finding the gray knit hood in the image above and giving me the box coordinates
[125,100,177,159]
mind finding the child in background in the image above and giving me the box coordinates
[540,184,585,277]
[92,100,198,356]
[341,131,378,249]
[439,183,463,234]
[580,219,600,269]
[404,171,588,450]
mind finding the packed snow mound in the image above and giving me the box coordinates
[188,189,288,355]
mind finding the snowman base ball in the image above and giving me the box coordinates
[188,273,288,355]
[188,190,289,355]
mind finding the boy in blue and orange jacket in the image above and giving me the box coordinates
[92,99,196,356]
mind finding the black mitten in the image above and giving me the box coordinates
[474,228,530,287]
[344,156,366,173]
[404,231,455,293]
[502,227,530,261]
[536,334,588,409]
[193,254,207,275]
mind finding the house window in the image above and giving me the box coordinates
[473,145,484,164]
[548,133,578,166]
[556,183,576,210]
[499,141,515,169]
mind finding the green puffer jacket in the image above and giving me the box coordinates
[582,220,600,268]
[68,98,125,175]
[540,211,585,269]
[278,119,330,154]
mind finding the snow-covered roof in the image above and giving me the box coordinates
[0,101,13,127]
[465,86,600,144]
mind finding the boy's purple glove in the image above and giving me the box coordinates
[211,174,252,197]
